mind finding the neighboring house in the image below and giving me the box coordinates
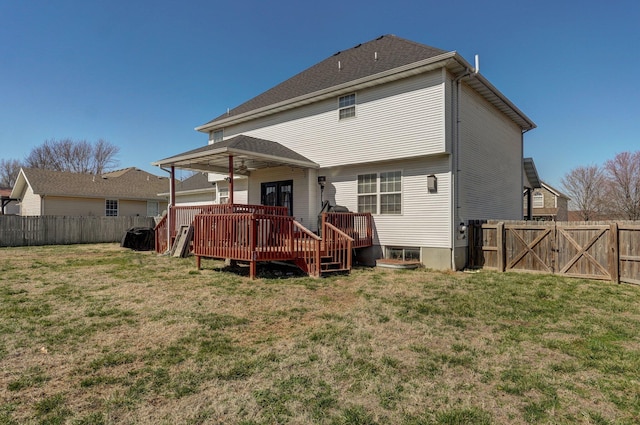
[522,157,542,220]
[528,181,570,221]
[0,188,20,215]
[154,35,536,269]
[157,172,248,206]
[11,167,169,217]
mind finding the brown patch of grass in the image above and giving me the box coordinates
[1,244,640,424]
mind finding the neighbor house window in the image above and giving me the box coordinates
[338,93,356,120]
[212,129,224,143]
[533,192,544,208]
[105,199,118,216]
[147,201,159,217]
[357,171,402,215]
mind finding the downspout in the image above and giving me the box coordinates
[450,55,479,270]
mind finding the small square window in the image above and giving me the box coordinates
[212,129,224,143]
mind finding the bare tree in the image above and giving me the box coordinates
[24,138,120,175]
[604,151,640,220]
[0,158,23,187]
[561,164,606,221]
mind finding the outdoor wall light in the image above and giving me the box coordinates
[427,174,437,193]
[318,176,327,203]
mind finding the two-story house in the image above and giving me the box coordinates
[154,35,535,270]
[528,181,570,221]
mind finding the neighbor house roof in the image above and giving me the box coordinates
[11,167,169,201]
[158,172,216,197]
[197,34,535,132]
[540,181,570,200]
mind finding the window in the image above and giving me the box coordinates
[219,188,229,204]
[147,201,159,217]
[105,199,118,216]
[212,129,223,143]
[386,247,420,261]
[380,171,402,214]
[533,192,544,208]
[357,171,402,215]
[338,93,356,120]
[357,174,377,214]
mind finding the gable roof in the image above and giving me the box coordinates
[197,34,535,132]
[152,134,319,174]
[11,167,169,201]
[158,172,216,197]
[540,181,570,200]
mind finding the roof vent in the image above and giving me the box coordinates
[338,60,342,70]
[376,35,384,40]
[374,51,378,61]
[333,51,341,56]
[353,43,361,49]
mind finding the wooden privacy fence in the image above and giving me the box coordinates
[469,220,640,285]
[0,216,156,247]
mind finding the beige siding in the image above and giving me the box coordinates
[175,192,217,206]
[19,186,42,216]
[217,71,447,167]
[247,167,316,228]
[457,82,523,221]
[43,196,104,216]
[324,155,451,248]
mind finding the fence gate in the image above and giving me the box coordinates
[504,223,556,273]
[554,224,612,281]
[619,224,640,285]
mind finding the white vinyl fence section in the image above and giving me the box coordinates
[0,216,156,247]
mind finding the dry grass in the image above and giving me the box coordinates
[1,244,639,424]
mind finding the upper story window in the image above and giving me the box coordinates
[533,192,544,208]
[338,93,356,120]
[212,129,224,143]
[357,171,402,215]
[105,199,118,216]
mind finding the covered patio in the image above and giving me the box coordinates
[152,135,373,278]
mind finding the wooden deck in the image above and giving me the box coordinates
[155,204,373,278]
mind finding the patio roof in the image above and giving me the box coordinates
[152,134,319,174]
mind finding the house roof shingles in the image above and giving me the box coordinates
[201,35,447,127]
[19,167,168,200]
[198,34,535,132]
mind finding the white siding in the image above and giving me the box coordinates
[19,186,42,216]
[324,155,451,248]
[218,71,447,167]
[175,192,217,206]
[457,82,523,221]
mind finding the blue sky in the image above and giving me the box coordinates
[1,0,639,187]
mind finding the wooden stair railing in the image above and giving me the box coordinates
[321,222,354,273]
[292,220,322,278]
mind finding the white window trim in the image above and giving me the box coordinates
[338,93,356,120]
[532,192,544,208]
[357,171,402,215]
[105,199,119,217]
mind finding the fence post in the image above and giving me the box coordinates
[497,222,505,272]
[610,222,619,284]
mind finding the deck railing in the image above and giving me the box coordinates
[293,221,322,277]
[322,222,354,272]
[155,204,289,253]
[321,212,373,248]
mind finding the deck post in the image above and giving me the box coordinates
[196,255,201,270]
[228,155,234,204]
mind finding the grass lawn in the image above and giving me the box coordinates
[1,244,639,425]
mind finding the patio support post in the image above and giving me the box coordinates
[228,155,234,204]
[168,166,176,252]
